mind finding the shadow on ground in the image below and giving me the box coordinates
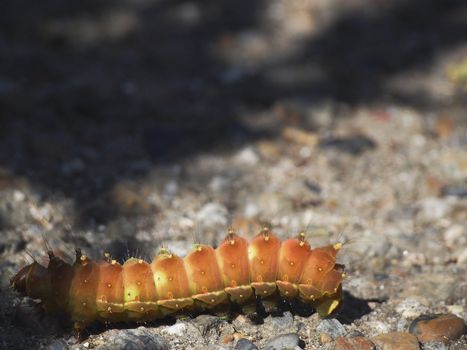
[336,291,382,325]
[1,0,466,225]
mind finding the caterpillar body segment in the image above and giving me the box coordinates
[150,250,193,315]
[216,230,254,305]
[11,228,345,332]
[69,256,100,325]
[122,258,158,320]
[276,234,312,298]
[248,228,281,299]
[184,244,228,309]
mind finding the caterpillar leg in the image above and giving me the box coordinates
[73,321,87,342]
[259,294,281,315]
[313,285,343,317]
[210,303,231,320]
[289,298,314,317]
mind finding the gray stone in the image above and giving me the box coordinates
[422,341,448,350]
[162,322,187,337]
[235,338,259,350]
[441,185,467,198]
[94,328,168,350]
[263,312,295,334]
[316,319,347,339]
[191,314,222,336]
[395,298,429,319]
[396,318,411,332]
[263,333,300,350]
[319,135,376,154]
[234,147,259,166]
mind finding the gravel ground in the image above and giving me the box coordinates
[1,1,467,349]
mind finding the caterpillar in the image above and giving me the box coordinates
[11,227,344,335]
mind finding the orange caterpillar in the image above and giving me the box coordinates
[11,228,344,333]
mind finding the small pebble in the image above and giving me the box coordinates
[319,135,376,154]
[446,304,464,317]
[372,332,420,350]
[282,127,319,147]
[396,318,411,332]
[335,336,375,350]
[196,202,228,228]
[235,338,259,350]
[222,334,235,344]
[304,179,322,194]
[443,225,466,247]
[320,332,333,344]
[163,322,187,336]
[191,314,221,335]
[422,341,448,350]
[263,333,300,350]
[234,147,259,166]
[409,313,466,343]
[263,312,294,333]
[94,328,167,350]
[316,319,347,339]
[256,140,281,160]
[13,190,25,202]
[209,176,229,192]
[394,298,428,319]
[441,185,467,198]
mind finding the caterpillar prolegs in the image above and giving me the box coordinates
[11,228,344,333]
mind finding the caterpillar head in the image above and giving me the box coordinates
[11,261,51,300]
[12,253,75,314]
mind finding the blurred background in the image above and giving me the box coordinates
[1,0,467,348]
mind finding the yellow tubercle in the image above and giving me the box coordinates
[333,242,343,251]
[157,247,173,258]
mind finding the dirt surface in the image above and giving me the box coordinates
[1,0,467,349]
